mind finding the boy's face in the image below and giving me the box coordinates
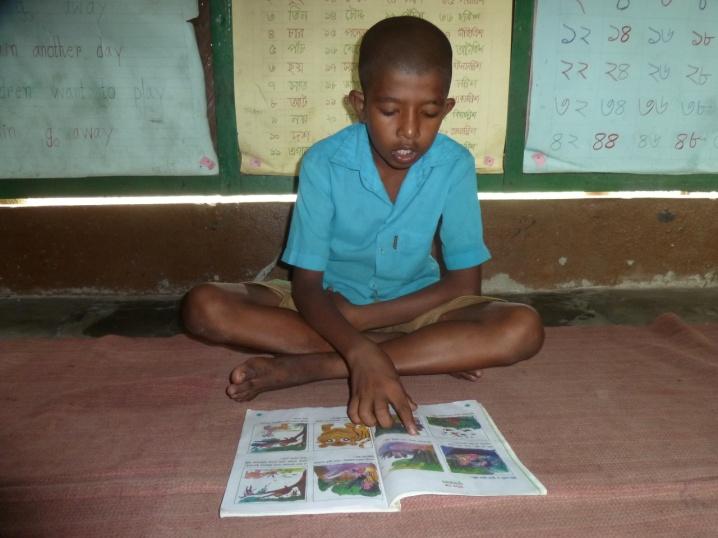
[349,68,455,180]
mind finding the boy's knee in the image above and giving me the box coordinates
[500,304,545,365]
[181,283,224,336]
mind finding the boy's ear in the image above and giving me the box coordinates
[347,90,366,122]
[442,98,456,119]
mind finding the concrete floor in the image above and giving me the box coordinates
[1,289,717,339]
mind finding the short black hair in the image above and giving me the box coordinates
[358,16,453,94]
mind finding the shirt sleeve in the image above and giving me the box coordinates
[281,149,335,271]
[439,150,491,270]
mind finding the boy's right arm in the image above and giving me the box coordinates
[292,268,418,434]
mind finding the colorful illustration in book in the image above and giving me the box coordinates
[373,415,424,437]
[314,463,381,498]
[237,467,307,503]
[441,447,509,475]
[426,415,483,439]
[316,422,372,449]
[250,422,307,453]
[378,441,443,472]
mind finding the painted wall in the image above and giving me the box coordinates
[1,198,716,295]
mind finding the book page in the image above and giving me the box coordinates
[232,0,513,175]
[221,400,546,517]
[374,400,546,504]
[220,406,394,517]
[0,0,218,178]
[524,0,718,174]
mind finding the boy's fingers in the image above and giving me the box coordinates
[394,401,418,435]
[358,399,377,427]
[348,397,361,425]
[374,401,393,429]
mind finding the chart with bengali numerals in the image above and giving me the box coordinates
[232,0,513,176]
[524,0,718,174]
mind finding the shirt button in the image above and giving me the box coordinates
[380,248,385,254]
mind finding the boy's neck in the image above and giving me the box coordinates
[373,155,410,204]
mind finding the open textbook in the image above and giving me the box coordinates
[220,400,546,517]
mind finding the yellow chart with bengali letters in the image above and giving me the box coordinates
[232,0,512,175]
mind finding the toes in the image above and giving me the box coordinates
[225,355,295,402]
[226,383,240,399]
[229,359,259,384]
[226,382,240,398]
[226,383,257,401]
[227,357,270,400]
[229,354,276,384]
[450,370,482,382]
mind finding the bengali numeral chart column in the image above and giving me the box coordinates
[526,0,718,173]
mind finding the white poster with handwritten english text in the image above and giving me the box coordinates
[524,0,718,174]
[0,0,218,179]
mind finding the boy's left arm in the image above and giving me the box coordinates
[330,265,483,331]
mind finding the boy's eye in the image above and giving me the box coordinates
[379,109,397,116]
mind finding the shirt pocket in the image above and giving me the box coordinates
[379,230,434,281]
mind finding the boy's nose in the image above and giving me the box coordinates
[398,113,419,140]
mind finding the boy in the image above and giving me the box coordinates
[183,16,544,434]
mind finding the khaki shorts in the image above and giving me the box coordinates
[250,279,499,334]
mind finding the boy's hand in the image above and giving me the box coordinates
[346,343,418,434]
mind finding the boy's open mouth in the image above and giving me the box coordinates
[392,148,418,164]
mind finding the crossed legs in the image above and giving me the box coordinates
[182,282,545,401]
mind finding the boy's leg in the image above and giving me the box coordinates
[182,282,335,354]
[227,301,544,400]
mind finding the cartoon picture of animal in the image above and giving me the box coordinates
[250,423,307,453]
[238,468,307,503]
[378,441,443,472]
[441,446,508,475]
[317,422,371,448]
[427,415,482,439]
[314,463,381,497]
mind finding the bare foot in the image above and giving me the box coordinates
[226,354,332,401]
[450,370,482,382]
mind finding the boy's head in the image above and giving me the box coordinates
[358,16,453,96]
[349,17,456,179]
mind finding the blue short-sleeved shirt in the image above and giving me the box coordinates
[281,123,491,305]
